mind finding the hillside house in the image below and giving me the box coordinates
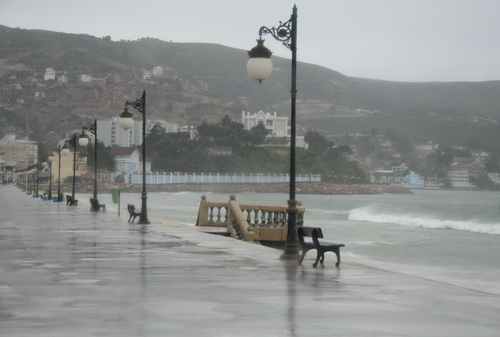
[448,170,475,188]
[44,68,56,81]
[110,147,151,175]
[80,74,92,82]
[153,66,164,77]
[242,110,288,137]
[58,74,68,84]
[143,70,152,79]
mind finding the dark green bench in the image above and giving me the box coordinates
[127,204,141,223]
[298,226,345,267]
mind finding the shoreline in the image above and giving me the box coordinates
[69,182,413,195]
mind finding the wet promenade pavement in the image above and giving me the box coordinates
[1,184,500,336]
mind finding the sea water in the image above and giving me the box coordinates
[84,189,500,295]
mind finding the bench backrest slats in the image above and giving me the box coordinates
[298,226,324,239]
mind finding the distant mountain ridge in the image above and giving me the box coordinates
[1,25,500,150]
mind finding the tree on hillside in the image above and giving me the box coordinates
[198,115,262,150]
[385,128,414,155]
[304,131,332,154]
[242,122,268,146]
[84,141,115,171]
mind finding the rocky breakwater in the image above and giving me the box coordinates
[75,182,412,195]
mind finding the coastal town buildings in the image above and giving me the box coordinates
[0,134,38,171]
[448,170,476,188]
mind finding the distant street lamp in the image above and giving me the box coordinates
[118,90,150,224]
[47,154,54,200]
[36,160,47,198]
[247,5,299,259]
[79,120,100,211]
[56,145,63,202]
[62,134,78,205]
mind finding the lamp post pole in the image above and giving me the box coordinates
[247,5,299,259]
[71,135,77,202]
[57,145,62,202]
[61,135,77,204]
[119,90,150,224]
[48,154,54,200]
[80,120,99,211]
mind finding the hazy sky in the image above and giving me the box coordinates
[1,0,500,83]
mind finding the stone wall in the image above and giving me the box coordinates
[71,182,412,195]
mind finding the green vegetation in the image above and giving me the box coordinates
[143,117,367,182]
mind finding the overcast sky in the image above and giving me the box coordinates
[1,0,500,83]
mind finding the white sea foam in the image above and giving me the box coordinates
[348,207,500,235]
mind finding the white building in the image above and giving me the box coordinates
[97,118,135,148]
[0,134,38,171]
[488,173,500,185]
[147,119,179,134]
[392,163,408,173]
[242,110,288,137]
[58,74,68,84]
[152,66,164,77]
[34,92,45,100]
[143,70,152,79]
[179,125,198,140]
[448,170,475,188]
[98,118,179,147]
[80,74,93,82]
[44,68,56,81]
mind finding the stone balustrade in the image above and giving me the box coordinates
[196,195,306,243]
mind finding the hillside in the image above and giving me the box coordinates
[1,25,500,150]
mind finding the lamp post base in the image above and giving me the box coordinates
[280,199,300,259]
[280,249,300,260]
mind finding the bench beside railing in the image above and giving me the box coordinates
[196,195,305,243]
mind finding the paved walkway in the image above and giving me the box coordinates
[1,185,500,336]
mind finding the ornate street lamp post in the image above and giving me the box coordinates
[35,160,47,198]
[47,154,54,200]
[118,90,150,224]
[62,134,78,205]
[56,145,63,202]
[79,120,99,211]
[247,5,299,259]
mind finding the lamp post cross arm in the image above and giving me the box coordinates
[258,5,296,50]
[82,120,97,136]
[125,90,146,114]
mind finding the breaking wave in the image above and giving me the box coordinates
[348,207,500,235]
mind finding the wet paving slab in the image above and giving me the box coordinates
[1,185,500,336]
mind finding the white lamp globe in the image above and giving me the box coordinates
[78,134,89,147]
[119,117,134,130]
[119,108,134,130]
[61,145,70,156]
[247,39,273,83]
[247,57,273,82]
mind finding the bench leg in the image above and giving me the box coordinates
[334,248,341,267]
[298,248,308,265]
[313,252,322,268]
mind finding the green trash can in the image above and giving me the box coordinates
[111,187,119,204]
[44,188,49,196]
